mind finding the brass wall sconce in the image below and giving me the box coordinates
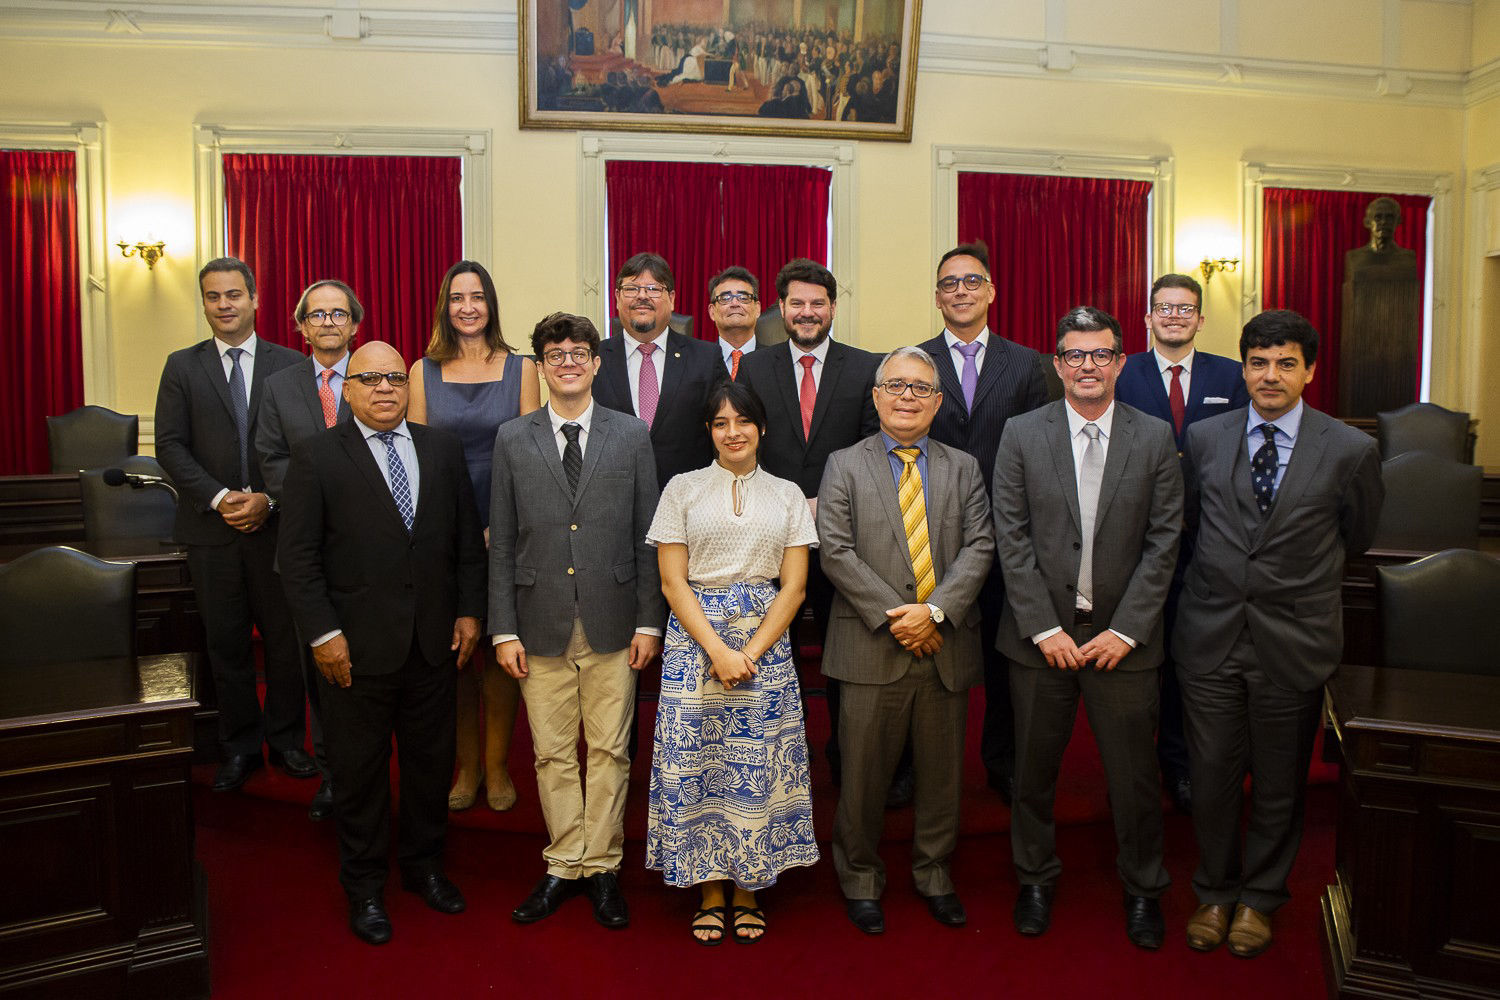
[118,240,167,270]
[1199,256,1240,284]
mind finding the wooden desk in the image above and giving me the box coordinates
[0,654,209,998]
[1322,664,1500,1000]
[0,473,84,544]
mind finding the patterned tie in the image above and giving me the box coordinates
[1168,364,1186,436]
[730,348,742,380]
[226,347,250,487]
[893,447,936,603]
[798,354,817,440]
[955,340,982,410]
[1077,423,1104,605]
[561,422,583,498]
[376,431,415,532]
[319,368,338,428]
[1251,424,1279,515]
[637,342,659,428]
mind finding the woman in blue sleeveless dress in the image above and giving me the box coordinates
[409,260,540,812]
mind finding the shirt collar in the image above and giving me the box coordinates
[1153,347,1194,375]
[789,335,831,366]
[628,329,670,357]
[354,416,411,441]
[721,336,755,357]
[215,333,258,358]
[881,431,929,457]
[1064,399,1115,439]
[318,353,351,377]
[549,400,595,436]
[1247,399,1304,442]
[942,327,990,352]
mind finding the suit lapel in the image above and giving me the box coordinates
[247,339,281,421]
[196,341,235,421]
[294,359,327,430]
[924,441,949,562]
[864,438,911,572]
[1228,419,1260,547]
[601,336,635,417]
[338,422,406,531]
[527,409,573,501]
[574,406,611,506]
[1136,356,1173,423]
[1093,406,1136,529]
[806,341,844,449]
[408,425,437,533]
[653,333,689,435]
[771,346,807,447]
[925,338,965,411]
[1259,410,1326,542]
[968,335,1008,412]
[1045,404,1083,534]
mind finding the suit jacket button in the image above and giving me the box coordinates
[1248,553,1257,560]
[1073,542,1081,550]
[1065,583,1074,591]
[571,524,578,531]
[905,583,914,591]
[567,567,575,575]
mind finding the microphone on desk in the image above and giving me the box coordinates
[103,468,179,502]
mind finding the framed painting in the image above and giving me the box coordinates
[520,0,923,142]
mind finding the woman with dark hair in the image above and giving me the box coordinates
[644,381,820,946]
[409,260,540,813]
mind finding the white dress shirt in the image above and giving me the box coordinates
[942,327,992,377]
[1153,347,1194,403]
[211,333,258,507]
[719,336,756,370]
[624,328,670,417]
[787,335,831,395]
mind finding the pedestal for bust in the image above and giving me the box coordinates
[1339,245,1420,418]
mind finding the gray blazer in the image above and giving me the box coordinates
[487,403,665,658]
[816,434,995,692]
[254,356,351,500]
[1173,405,1383,691]
[992,400,1183,671]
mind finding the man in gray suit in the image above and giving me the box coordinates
[817,346,995,935]
[1174,309,1382,958]
[489,312,664,931]
[256,278,360,820]
[993,306,1182,950]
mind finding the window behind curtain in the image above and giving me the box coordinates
[605,160,832,336]
[957,172,1153,355]
[223,154,463,363]
[1,149,81,474]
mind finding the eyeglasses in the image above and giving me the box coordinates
[1150,303,1198,317]
[877,378,938,398]
[1058,348,1119,368]
[542,348,594,366]
[303,308,352,326]
[348,371,409,387]
[618,283,667,300]
[711,290,757,305]
[936,273,988,293]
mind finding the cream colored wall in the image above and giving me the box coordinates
[1465,92,1500,464]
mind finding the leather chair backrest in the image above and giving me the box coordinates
[0,546,136,666]
[1378,549,1500,674]
[1370,451,1481,551]
[46,405,139,474]
[79,455,177,550]
[1376,402,1469,463]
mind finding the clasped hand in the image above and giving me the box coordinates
[709,643,757,688]
[885,603,943,657]
[219,490,270,532]
[1036,630,1132,671]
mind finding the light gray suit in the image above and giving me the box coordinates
[255,355,351,501]
[992,399,1182,897]
[817,433,995,899]
[1173,404,1382,914]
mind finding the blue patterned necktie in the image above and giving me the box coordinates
[1251,424,1279,515]
[376,431,415,532]
[226,347,250,486]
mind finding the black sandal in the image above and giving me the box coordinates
[731,904,766,944]
[691,905,727,946]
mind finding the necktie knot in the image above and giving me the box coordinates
[638,342,657,357]
[893,446,920,465]
[321,368,335,384]
[956,341,982,359]
[1261,423,1277,442]
[561,422,582,443]
[376,430,396,446]
[1082,422,1101,442]
[798,354,816,370]
[227,347,245,361]
[1169,364,1183,376]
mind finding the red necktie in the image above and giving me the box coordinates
[730,348,742,380]
[798,354,816,440]
[319,369,338,428]
[1168,364,1185,436]
[637,342,659,428]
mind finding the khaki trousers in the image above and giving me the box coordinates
[519,617,635,877]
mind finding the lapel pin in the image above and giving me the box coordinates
[673,352,681,358]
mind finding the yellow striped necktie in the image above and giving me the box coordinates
[894,447,936,602]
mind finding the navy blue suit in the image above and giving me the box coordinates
[1114,348,1249,784]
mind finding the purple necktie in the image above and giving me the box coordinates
[955,340,982,410]
[637,342,659,428]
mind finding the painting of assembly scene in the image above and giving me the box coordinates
[521,0,923,141]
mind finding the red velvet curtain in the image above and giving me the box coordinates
[1262,187,1431,415]
[958,172,1153,355]
[1,150,81,474]
[606,160,831,337]
[223,154,463,363]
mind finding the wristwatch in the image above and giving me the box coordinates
[926,603,945,624]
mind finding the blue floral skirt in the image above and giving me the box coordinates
[645,580,820,889]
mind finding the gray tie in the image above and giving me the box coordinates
[1077,422,1103,606]
[226,347,250,487]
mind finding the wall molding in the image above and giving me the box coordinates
[0,120,110,407]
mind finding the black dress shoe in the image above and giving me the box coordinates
[845,898,884,934]
[212,754,263,792]
[513,874,582,924]
[402,873,466,914]
[1013,884,1055,936]
[923,891,967,927]
[307,779,334,821]
[348,897,391,945]
[1167,774,1193,816]
[885,766,915,810]
[269,747,320,779]
[1124,893,1165,950]
[986,770,1014,806]
[585,871,629,929]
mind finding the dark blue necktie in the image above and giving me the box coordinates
[376,431,415,532]
[1251,424,1279,515]
[226,347,249,487]
[561,422,583,498]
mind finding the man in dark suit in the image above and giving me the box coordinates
[255,278,360,820]
[919,241,1049,804]
[1173,310,1382,958]
[736,258,881,788]
[819,347,995,934]
[593,251,728,490]
[1115,273,1251,816]
[491,313,664,931]
[278,340,485,945]
[993,306,1183,950]
[706,265,762,381]
[154,256,316,792]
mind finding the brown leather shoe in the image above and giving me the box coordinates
[1227,904,1272,957]
[1185,903,1231,951]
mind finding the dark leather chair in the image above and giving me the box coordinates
[79,456,177,550]
[46,405,139,474]
[609,312,694,339]
[1376,402,1470,463]
[755,304,789,346]
[1378,548,1500,674]
[0,546,137,666]
[1370,451,1481,551]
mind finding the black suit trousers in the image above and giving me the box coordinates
[320,637,457,900]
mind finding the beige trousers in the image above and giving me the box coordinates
[519,617,635,877]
